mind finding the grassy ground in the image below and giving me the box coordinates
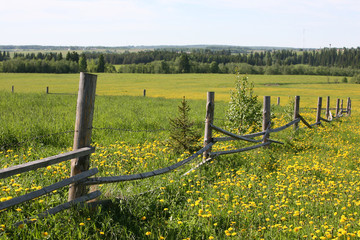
[0,76,359,239]
[0,73,357,109]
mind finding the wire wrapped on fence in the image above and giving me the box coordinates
[83,142,215,185]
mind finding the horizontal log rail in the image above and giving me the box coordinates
[83,142,215,185]
[0,147,95,179]
[14,190,101,227]
[0,168,98,211]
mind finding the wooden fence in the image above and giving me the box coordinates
[0,73,352,226]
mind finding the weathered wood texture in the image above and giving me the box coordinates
[203,92,215,159]
[84,143,214,185]
[0,168,98,211]
[68,72,97,201]
[316,97,322,123]
[294,96,300,130]
[262,96,271,144]
[326,96,330,119]
[15,190,101,227]
[0,147,95,179]
[298,114,313,129]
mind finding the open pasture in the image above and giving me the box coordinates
[0,73,358,109]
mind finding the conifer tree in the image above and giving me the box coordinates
[168,96,200,153]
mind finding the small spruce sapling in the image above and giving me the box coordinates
[168,97,200,153]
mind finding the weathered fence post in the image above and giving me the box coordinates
[347,97,351,116]
[203,92,215,159]
[316,97,322,123]
[12,86,14,93]
[68,73,97,201]
[341,99,344,113]
[325,96,330,119]
[46,87,49,94]
[336,98,340,117]
[263,96,271,144]
[294,96,300,130]
[277,97,280,106]
[143,89,146,97]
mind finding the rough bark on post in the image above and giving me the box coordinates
[316,97,322,123]
[294,96,300,130]
[203,92,215,159]
[341,99,343,113]
[336,98,340,117]
[68,72,97,201]
[262,96,271,144]
[325,96,330,119]
[347,98,351,116]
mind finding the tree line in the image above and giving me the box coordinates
[1,48,360,76]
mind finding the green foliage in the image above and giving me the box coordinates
[226,75,262,134]
[342,77,348,83]
[178,54,191,73]
[283,96,295,122]
[350,74,360,84]
[168,97,201,153]
[97,54,105,73]
[79,53,87,72]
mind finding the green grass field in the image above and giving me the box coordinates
[0,73,359,239]
[0,73,357,109]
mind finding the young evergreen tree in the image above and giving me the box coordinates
[168,97,200,153]
[79,53,87,72]
[97,54,105,72]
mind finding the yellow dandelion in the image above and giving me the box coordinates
[145,231,151,236]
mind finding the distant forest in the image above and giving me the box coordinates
[1,47,360,77]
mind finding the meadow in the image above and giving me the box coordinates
[0,73,359,239]
[0,73,358,109]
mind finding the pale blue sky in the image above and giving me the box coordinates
[2,0,359,48]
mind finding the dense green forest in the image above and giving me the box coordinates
[1,47,360,76]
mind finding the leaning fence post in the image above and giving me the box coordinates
[294,96,300,130]
[203,92,215,159]
[336,98,340,117]
[263,96,271,144]
[316,97,322,123]
[68,72,97,201]
[325,96,330,119]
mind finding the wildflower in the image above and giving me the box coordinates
[79,223,85,226]
[42,232,48,237]
[141,216,146,220]
[145,232,151,236]
[209,236,214,240]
